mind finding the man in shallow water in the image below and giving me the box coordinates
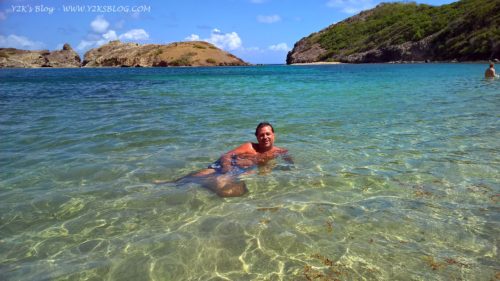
[485,62,499,78]
[155,122,291,197]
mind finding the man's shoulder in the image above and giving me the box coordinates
[237,142,258,153]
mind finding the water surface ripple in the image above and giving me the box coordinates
[1,64,499,280]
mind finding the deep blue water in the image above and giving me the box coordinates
[1,64,499,280]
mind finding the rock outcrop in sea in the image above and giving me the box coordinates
[0,43,81,68]
[0,41,248,68]
[82,40,248,67]
[287,0,499,63]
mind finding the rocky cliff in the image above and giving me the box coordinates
[287,0,499,64]
[0,41,248,68]
[0,44,81,68]
[82,40,248,67]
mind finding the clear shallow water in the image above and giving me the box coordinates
[0,64,498,280]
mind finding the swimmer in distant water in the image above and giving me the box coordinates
[155,122,292,197]
[485,62,499,78]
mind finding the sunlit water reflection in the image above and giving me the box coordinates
[1,64,498,280]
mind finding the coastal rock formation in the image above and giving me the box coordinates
[0,41,248,68]
[44,44,82,67]
[82,40,248,67]
[287,0,499,63]
[341,35,436,63]
[286,42,328,64]
[0,43,81,68]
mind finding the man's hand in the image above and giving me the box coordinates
[220,153,235,174]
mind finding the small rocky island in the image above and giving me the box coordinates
[0,41,248,68]
[287,0,499,64]
[82,40,248,67]
[0,43,81,68]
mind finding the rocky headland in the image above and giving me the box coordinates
[287,0,499,64]
[0,41,248,68]
[0,43,81,68]
[82,40,248,67]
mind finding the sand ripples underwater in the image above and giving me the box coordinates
[1,65,499,280]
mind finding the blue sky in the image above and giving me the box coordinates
[1,0,456,64]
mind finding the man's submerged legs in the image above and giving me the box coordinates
[211,174,248,197]
[171,170,248,197]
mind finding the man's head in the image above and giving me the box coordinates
[255,122,275,151]
[490,63,495,68]
[255,122,274,136]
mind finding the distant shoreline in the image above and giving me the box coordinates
[289,62,343,65]
[287,60,496,66]
[0,61,495,69]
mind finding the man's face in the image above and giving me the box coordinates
[256,125,275,150]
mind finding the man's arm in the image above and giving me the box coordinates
[275,147,294,164]
[219,142,255,173]
[282,153,294,165]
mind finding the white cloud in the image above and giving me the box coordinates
[209,29,242,50]
[77,16,149,52]
[90,15,109,33]
[185,34,200,41]
[326,0,375,14]
[103,30,118,41]
[257,14,281,24]
[119,29,149,40]
[0,34,44,50]
[185,28,242,51]
[77,34,113,51]
[77,40,96,51]
[268,43,290,52]
[77,28,148,51]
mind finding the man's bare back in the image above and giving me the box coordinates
[485,63,499,78]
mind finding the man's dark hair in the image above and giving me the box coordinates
[255,122,274,136]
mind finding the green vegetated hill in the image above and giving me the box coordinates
[82,40,249,67]
[287,0,499,63]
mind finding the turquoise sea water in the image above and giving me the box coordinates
[0,64,499,280]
